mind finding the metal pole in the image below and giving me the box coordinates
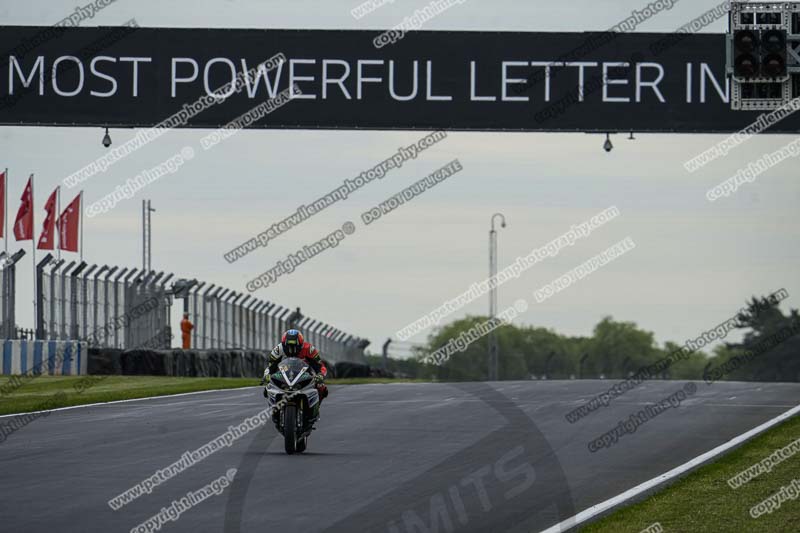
[0,252,6,338]
[382,338,391,372]
[270,306,283,349]
[231,293,243,348]
[488,213,506,382]
[142,200,155,272]
[158,273,173,349]
[70,262,86,339]
[8,264,14,339]
[248,300,260,349]
[262,302,275,350]
[91,266,106,342]
[215,288,227,349]
[3,168,7,257]
[116,268,134,348]
[60,262,75,340]
[263,302,272,350]
[31,175,36,333]
[201,284,215,349]
[49,259,65,340]
[236,295,251,348]
[142,200,145,273]
[256,302,266,350]
[144,200,155,272]
[79,190,83,263]
[81,264,98,340]
[101,266,118,346]
[147,200,152,272]
[220,289,232,348]
[191,282,205,349]
[56,186,61,261]
[215,289,227,349]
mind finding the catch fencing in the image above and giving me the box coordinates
[36,254,172,349]
[185,283,367,364]
[31,255,368,364]
[0,250,25,340]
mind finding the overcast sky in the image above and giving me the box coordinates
[1,0,797,357]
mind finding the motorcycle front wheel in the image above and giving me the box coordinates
[284,404,297,454]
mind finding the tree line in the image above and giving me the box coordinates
[366,294,800,383]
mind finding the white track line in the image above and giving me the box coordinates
[0,380,396,419]
[0,386,259,419]
[540,402,800,533]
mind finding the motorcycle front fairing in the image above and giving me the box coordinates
[265,357,320,416]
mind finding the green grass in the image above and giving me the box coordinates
[0,375,428,415]
[0,375,258,415]
[581,414,800,533]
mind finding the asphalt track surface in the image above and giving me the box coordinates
[1,380,799,532]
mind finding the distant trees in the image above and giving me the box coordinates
[705,296,800,383]
[369,293,799,383]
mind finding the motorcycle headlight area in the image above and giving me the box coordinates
[281,368,312,387]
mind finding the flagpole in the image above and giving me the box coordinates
[79,190,84,263]
[3,168,7,258]
[2,168,6,339]
[31,175,36,336]
[56,186,61,261]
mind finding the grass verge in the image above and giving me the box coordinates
[0,375,257,415]
[581,413,800,533]
[0,375,428,415]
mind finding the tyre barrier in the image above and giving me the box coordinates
[334,362,371,378]
[88,348,268,378]
[86,349,374,379]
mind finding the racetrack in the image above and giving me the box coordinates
[1,380,799,532]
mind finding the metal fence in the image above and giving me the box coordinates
[36,254,173,349]
[0,250,25,339]
[185,283,368,364]
[31,256,369,364]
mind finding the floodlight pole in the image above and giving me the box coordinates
[142,200,155,273]
[488,213,506,382]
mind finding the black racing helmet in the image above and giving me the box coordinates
[281,329,304,357]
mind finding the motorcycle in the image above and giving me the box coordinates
[263,356,321,454]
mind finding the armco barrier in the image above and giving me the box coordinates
[1,340,88,375]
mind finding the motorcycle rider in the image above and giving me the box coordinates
[263,329,328,401]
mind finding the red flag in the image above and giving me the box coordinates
[13,175,33,241]
[36,187,58,250]
[0,170,5,239]
[58,193,81,252]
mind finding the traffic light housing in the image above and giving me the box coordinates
[760,29,787,78]
[729,2,798,111]
[733,29,759,77]
[733,29,787,79]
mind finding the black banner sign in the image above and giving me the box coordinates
[1,25,798,133]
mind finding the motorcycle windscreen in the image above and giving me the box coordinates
[278,357,308,384]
